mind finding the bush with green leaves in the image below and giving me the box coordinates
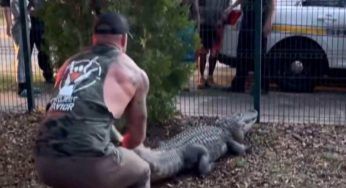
[41,0,199,123]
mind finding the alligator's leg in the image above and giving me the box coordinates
[183,144,214,176]
[226,138,248,156]
[231,126,245,143]
[198,150,214,176]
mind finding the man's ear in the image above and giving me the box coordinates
[121,34,126,46]
[121,34,128,52]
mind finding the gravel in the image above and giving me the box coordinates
[0,111,345,188]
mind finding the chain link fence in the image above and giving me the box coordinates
[0,0,345,125]
[176,0,346,125]
[0,1,52,113]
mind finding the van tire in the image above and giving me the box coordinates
[268,38,327,92]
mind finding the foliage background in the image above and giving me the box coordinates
[40,0,199,123]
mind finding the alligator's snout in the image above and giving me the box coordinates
[240,109,258,134]
[244,109,258,124]
[215,109,258,134]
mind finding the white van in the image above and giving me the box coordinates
[219,0,346,92]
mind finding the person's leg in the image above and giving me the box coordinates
[225,11,256,92]
[199,48,207,77]
[207,53,217,86]
[36,156,116,188]
[228,29,251,92]
[114,147,151,188]
[35,148,150,188]
[197,25,210,89]
[12,24,27,95]
[200,25,217,87]
[231,59,248,92]
[31,17,54,83]
[13,23,41,97]
[207,26,221,87]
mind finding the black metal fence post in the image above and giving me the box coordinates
[19,0,34,112]
[253,0,262,122]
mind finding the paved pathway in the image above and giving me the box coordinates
[177,90,346,125]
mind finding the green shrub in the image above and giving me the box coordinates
[41,0,199,123]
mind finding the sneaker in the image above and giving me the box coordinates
[197,77,207,89]
[206,76,216,87]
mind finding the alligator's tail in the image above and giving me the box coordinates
[134,145,184,182]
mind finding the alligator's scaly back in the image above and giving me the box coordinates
[134,110,258,182]
[158,126,225,150]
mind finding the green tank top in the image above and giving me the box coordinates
[36,45,122,157]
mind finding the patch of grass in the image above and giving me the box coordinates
[234,158,247,168]
[0,74,16,91]
[0,73,48,92]
[322,152,343,162]
[322,152,345,171]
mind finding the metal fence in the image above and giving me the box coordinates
[0,1,52,113]
[0,0,345,125]
[176,0,346,125]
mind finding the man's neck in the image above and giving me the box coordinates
[94,41,122,49]
[92,35,123,51]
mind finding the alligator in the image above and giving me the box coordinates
[132,109,258,182]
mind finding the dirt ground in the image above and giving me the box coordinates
[0,111,345,188]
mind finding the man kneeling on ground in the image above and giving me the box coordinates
[34,12,151,188]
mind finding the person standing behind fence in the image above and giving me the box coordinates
[181,0,200,31]
[28,0,54,84]
[197,0,231,89]
[224,0,276,93]
[0,0,41,97]
[179,0,200,62]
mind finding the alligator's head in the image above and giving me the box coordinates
[215,109,258,142]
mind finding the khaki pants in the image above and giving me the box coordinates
[35,147,150,188]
